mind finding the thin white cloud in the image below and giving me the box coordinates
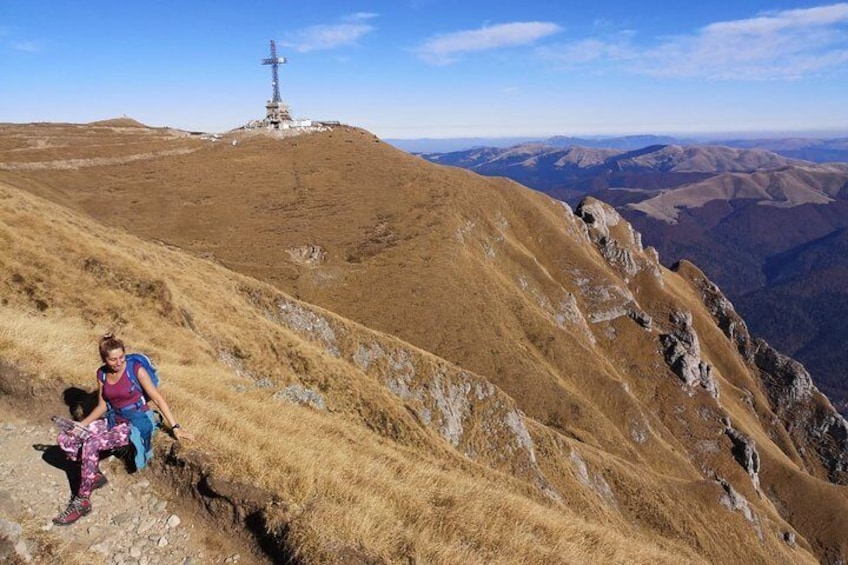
[282,13,377,53]
[11,40,40,53]
[345,12,378,22]
[707,3,848,34]
[541,33,635,65]
[541,3,848,80]
[417,22,562,65]
[648,2,848,79]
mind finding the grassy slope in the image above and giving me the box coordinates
[0,180,706,563]
[2,122,845,561]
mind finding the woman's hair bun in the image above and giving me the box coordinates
[98,333,125,361]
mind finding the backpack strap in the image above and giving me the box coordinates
[124,357,139,391]
[97,366,116,426]
[124,357,148,403]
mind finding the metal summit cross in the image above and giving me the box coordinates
[262,40,291,125]
[262,40,287,103]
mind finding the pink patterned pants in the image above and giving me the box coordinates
[57,419,130,498]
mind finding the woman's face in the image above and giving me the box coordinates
[104,348,126,373]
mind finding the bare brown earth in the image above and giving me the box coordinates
[2,121,848,562]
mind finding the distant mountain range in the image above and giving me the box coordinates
[419,141,848,415]
[385,136,541,153]
[715,137,848,163]
[395,135,848,163]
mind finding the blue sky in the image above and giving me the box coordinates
[2,1,847,138]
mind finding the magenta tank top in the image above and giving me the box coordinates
[102,365,144,409]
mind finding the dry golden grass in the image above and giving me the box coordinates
[0,310,91,377]
[1,121,844,562]
[0,181,710,563]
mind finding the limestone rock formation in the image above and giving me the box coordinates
[286,244,327,266]
[676,260,848,486]
[724,422,761,491]
[754,339,848,485]
[659,311,718,398]
[672,260,754,361]
[245,287,552,489]
[755,339,815,406]
[717,478,763,541]
[575,197,663,282]
[274,384,327,410]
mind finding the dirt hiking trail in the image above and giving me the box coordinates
[0,407,268,564]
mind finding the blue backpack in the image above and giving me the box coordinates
[97,352,160,406]
[97,353,161,469]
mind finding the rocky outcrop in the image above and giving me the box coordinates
[660,311,718,398]
[569,272,650,331]
[360,344,558,496]
[579,281,635,324]
[285,244,327,266]
[754,339,848,485]
[754,340,815,406]
[554,293,597,344]
[570,449,617,508]
[575,197,663,283]
[273,299,342,357]
[274,384,328,411]
[675,259,848,485]
[676,257,848,487]
[672,261,754,361]
[724,420,761,492]
[244,287,556,494]
[717,478,763,541]
[628,309,653,330]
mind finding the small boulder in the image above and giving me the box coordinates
[274,384,327,411]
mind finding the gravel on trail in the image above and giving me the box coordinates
[0,415,259,564]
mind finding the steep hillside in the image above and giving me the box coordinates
[416,138,848,420]
[0,180,696,564]
[2,122,848,562]
[622,189,848,416]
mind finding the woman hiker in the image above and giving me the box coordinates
[53,333,194,525]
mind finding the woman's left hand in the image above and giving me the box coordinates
[173,427,195,441]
